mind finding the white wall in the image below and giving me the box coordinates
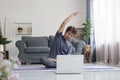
[0,0,86,57]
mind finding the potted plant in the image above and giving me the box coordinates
[17,27,23,33]
[81,19,92,44]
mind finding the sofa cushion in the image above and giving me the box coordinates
[24,47,50,53]
[22,36,48,47]
[48,35,54,48]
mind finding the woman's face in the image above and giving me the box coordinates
[64,31,74,41]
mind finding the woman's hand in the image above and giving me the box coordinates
[72,11,79,16]
[48,58,57,63]
[58,11,79,32]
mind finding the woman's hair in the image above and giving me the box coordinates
[65,26,77,35]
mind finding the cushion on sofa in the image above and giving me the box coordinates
[24,47,50,53]
[22,36,48,47]
[48,35,54,48]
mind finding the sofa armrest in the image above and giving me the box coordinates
[15,40,26,53]
[72,40,86,54]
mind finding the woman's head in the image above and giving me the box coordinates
[64,26,77,41]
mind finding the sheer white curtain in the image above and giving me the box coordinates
[91,0,120,65]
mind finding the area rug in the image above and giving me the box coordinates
[13,65,55,70]
[83,65,115,72]
[13,64,118,72]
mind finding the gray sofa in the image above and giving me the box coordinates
[16,36,86,64]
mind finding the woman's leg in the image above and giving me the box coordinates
[40,57,56,68]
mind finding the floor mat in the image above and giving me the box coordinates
[13,65,56,70]
[84,65,115,72]
[13,64,119,72]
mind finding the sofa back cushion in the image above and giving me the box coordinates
[22,36,48,47]
[48,35,54,48]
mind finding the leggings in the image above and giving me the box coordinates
[40,57,56,68]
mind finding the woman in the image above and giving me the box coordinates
[41,11,79,68]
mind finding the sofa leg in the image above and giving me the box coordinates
[21,62,26,65]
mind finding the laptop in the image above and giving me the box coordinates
[56,55,84,74]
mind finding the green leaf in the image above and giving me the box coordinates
[81,19,92,44]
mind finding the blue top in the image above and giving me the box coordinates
[48,32,72,59]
